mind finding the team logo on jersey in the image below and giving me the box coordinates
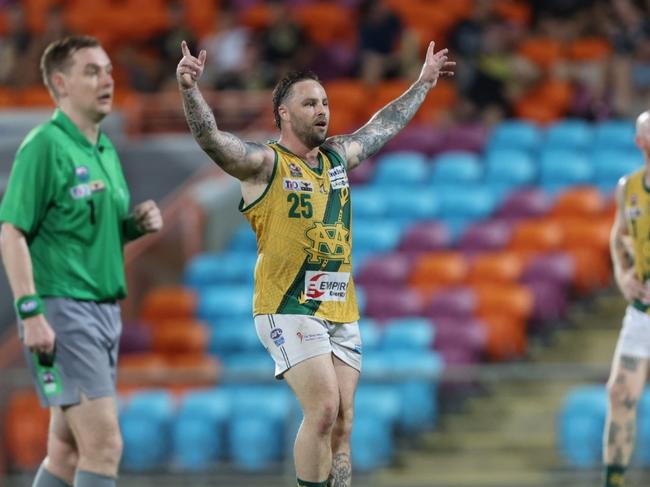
[288,163,303,177]
[283,178,313,192]
[270,328,285,347]
[89,180,106,193]
[75,165,89,181]
[305,271,350,301]
[328,166,349,190]
[304,222,351,263]
[70,184,91,199]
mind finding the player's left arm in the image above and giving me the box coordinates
[326,41,454,170]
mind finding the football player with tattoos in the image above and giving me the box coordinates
[176,39,454,487]
[604,110,650,487]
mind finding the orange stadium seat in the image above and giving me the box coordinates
[23,0,59,32]
[19,87,54,107]
[363,80,411,120]
[182,0,219,39]
[164,354,221,393]
[295,3,355,46]
[328,108,359,137]
[478,313,527,361]
[467,251,525,285]
[118,352,168,389]
[325,79,369,124]
[414,79,457,123]
[550,187,605,218]
[493,0,531,25]
[518,37,565,70]
[553,217,611,254]
[473,283,534,322]
[151,319,209,356]
[140,286,197,326]
[392,4,456,49]
[513,96,562,125]
[0,88,16,108]
[4,390,49,470]
[569,38,613,61]
[565,247,612,294]
[409,251,470,295]
[240,4,272,31]
[509,219,564,253]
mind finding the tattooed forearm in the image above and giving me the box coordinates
[180,86,218,141]
[329,452,352,487]
[330,80,431,167]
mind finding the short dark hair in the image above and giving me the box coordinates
[40,35,101,98]
[272,70,321,129]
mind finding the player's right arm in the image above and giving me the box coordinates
[176,41,274,183]
[0,223,55,353]
[610,176,650,303]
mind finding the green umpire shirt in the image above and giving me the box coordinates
[0,109,145,301]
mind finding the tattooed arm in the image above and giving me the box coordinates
[177,41,274,182]
[326,41,454,170]
[610,176,647,302]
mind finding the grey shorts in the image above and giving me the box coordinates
[254,314,362,379]
[18,297,122,408]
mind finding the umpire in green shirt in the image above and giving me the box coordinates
[0,36,162,487]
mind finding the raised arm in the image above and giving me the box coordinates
[610,176,649,303]
[327,41,454,170]
[177,41,274,182]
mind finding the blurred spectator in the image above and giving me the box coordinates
[0,3,34,87]
[357,0,417,84]
[258,0,312,87]
[201,4,258,89]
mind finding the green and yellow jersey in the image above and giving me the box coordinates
[624,168,650,312]
[240,142,359,323]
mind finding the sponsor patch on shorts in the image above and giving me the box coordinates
[304,271,350,301]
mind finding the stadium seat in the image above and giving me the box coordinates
[539,149,594,194]
[568,37,612,61]
[477,313,527,361]
[430,151,482,184]
[592,149,643,194]
[409,251,470,294]
[550,187,604,218]
[545,120,593,150]
[436,186,499,220]
[4,390,49,470]
[398,221,452,253]
[496,188,552,220]
[220,352,275,382]
[184,252,257,288]
[196,285,254,322]
[518,37,564,70]
[150,319,209,356]
[140,286,196,326]
[355,252,412,288]
[467,251,525,285]
[354,220,402,254]
[484,148,537,189]
[593,120,636,151]
[373,151,429,186]
[458,219,513,252]
[172,389,231,470]
[509,219,564,253]
[384,189,440,224]
[488,120,542,152]
[382,125,446,156]
[432,316,487,364]
[358,318,382,351]
[438,123,488,153]
[227,224,257,252]
[381,317,435,350]
[473,283,534,322]
[120,390,175,471]
[521,252,575,290]
[208,320,263,356]
[426,287,477,320]
[351,186,389,219]
[363,287,426,319]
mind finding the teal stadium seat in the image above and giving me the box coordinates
[539,149,594,194]
[592,149,643,195]
[373,151,429,186]
[184,252,257,287]
[430,151,482,184]
[488,120,542,152]
[381,317,435,350]
[208,319,263,356]
[197,285,254,321]
[594,120,636,151]
[354,220,402,254]
[227,224,257,252]
[484,148,537,189]
[172,389,231,470]
[120,390,175,471]
[351,187,389,219]
[545,120,593,150]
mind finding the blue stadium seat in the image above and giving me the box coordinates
[373,151,429,186]
[545,120,593,150]
[184,252,257,288]
[120,390,175,471]
[539,149,594,194]
[488,121,542,152]
[557,385,607,468]
[208,320,263,356]
[594,120,636,151]
[384,189,440,225]
[356,286,367,315]
[351,416,394,471]
[227,224,257,252]
[352,187,389,219]
[430,151,482,184]
[172,389,231,470]
[484,148,537,188]
[436,186,499,219]
[358,318,382,351]
[381,317,435,350]
[227,385,295,471]
[354,220,402,253]
[221,352,275,382]
[592,149,643,194]
[197,285,254,321]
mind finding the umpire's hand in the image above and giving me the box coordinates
[23,314,55,354]
[134,200,163,233]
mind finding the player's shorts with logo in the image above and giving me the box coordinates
[615,305,650,359]
[19,297,122,407]
[254,314,362,378]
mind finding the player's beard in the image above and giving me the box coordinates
[295,122,327,149]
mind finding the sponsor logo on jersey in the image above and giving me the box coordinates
[288,162,303,177]
[70,184,91,199]
[283,178,313,192]
[328,166,349,190]
[304,271,350,301]
[75,165,89,181]
[305,222,351,263]
[89,180,106,193]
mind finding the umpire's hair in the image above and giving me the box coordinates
[41,35,101,99]
[272,70,321,129]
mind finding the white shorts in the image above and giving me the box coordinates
[614,305,650,359]
[254,314,362,379]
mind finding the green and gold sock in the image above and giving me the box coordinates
[604,464,626,487]
[297,478,328,487]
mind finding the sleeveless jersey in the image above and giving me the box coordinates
[624,169,650,313]
[240,142,359,322]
